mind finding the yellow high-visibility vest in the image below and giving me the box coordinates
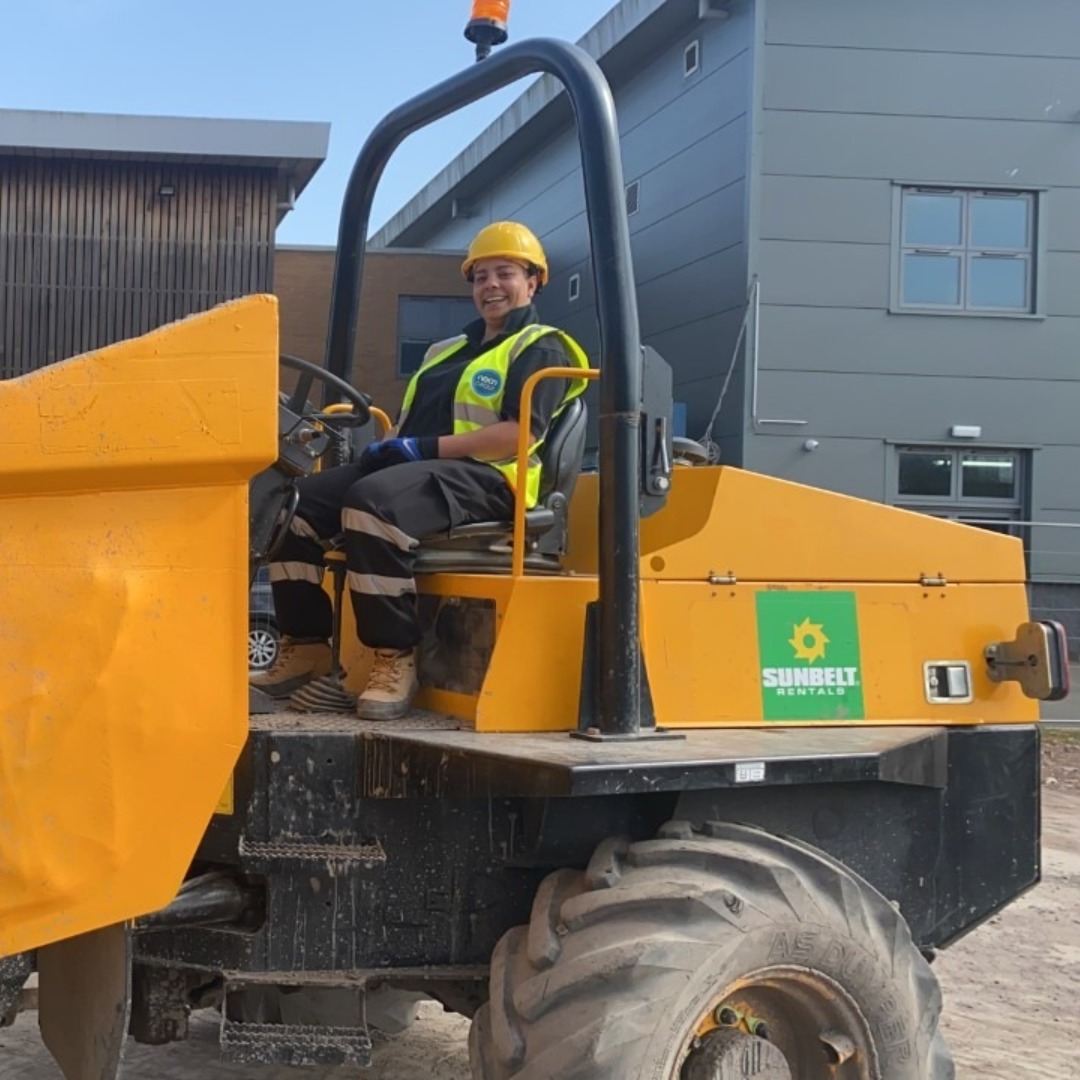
[398,324,590,507]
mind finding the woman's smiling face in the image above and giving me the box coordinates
[471,257,537,332]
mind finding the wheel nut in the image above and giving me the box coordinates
[749,1019,772,1041]
[715,1006,739,1026]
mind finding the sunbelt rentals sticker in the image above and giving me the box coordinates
[756,591,865,721]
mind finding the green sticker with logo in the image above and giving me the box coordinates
[756,591,865,721]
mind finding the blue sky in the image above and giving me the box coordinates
[4,1,618,243]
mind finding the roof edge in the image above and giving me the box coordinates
[0,107,332,227]
[0,107,329,163]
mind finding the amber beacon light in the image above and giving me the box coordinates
[465,0,510,61]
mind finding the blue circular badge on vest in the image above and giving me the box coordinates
[471,369,503,398]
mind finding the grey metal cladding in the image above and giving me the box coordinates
[759,240,888,310]
[763,0,1080,57]
[509,165,586,233]
[764,47,1080,125]
[635,184,746,290]
[655,307,748,386]
[762,110,1080,187]
[760,176,892,244]
[752,0,1080,582]
[637,245,747,340]
[1042,188,1080,252]
[745,435,891,503]
[756,368,1080,444]
[617,38,751,178]
[422,211,491,251]
[759,305,1080,382]
[1042,253,1080,316]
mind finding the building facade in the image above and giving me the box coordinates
[275,246,473,414]
[0,108,328,375]
[373,0,1080,638]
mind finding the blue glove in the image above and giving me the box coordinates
[359,436,439,474]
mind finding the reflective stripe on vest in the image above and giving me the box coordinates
[397,324,590,508]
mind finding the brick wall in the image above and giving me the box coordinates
[275,246,470,415]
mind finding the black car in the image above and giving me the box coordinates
[249,566,280,672]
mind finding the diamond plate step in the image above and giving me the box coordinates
[238,836,387,868]
[220,1019,372,1067]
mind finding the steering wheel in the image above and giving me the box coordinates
[280,353,372,426]
[254,356,374,566]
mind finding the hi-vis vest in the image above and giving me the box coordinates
[398,324,590,508]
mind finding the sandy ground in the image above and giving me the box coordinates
[2,735,1078,1079]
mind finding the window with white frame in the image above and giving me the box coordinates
[892,446,1026,537]
[896,187,1037,314]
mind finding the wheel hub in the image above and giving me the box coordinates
[683,1028,792,1080]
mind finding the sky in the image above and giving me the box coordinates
[3,1,619,244]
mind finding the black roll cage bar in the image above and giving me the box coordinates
[324,39,646,738]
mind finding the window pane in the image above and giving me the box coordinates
[961,454,1017,500]
[899,451,953,497]
[903,253,962,306]
[397,296,475,377]
[398,297,443,340]
[969,256,1029,310]
[970,195,1030,250]
[904,193,963,246]
[438,297,476,334]
[398,341,429,376]
[398,296,474,340]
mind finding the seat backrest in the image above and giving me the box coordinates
[537,397,588,507]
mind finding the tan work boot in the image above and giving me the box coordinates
[356,649,418,721]
[250,638,331,699]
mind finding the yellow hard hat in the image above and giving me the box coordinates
[462,221,548,288]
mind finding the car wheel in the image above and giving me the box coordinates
[249,617,280,672]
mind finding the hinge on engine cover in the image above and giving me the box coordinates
[985,620,1070,701]
[920,575,948,587]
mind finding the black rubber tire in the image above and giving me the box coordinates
[469,822,954,1080]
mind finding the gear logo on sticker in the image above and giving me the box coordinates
[471,369,503,398]
[756,591,865,722]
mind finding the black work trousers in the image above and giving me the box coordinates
[268,459,515,651]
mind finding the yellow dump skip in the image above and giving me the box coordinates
[0,297,278,956]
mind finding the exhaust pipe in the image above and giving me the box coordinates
[136,873,258,930]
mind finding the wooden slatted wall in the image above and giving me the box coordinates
[0,157,277,376]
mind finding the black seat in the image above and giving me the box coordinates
[414,397,588,574]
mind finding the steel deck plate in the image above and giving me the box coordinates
[250,710,949,798]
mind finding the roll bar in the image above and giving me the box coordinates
[324,39,647,737]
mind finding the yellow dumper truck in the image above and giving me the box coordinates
[0,23,1065,1080]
